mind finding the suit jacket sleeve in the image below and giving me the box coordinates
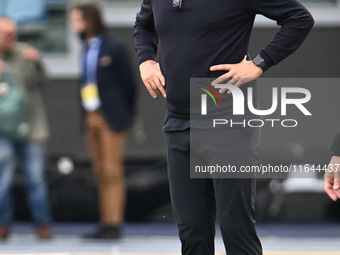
[113,44,137,116]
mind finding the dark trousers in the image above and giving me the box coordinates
[164,128,263,255]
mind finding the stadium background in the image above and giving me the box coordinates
[1,0,340,236]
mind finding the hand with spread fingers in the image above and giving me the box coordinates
[210,56,263,94]
[139,60,166,99]
[324,155,340,201]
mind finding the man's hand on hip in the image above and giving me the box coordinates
[139,60,166,99]
[324,155,340,201]
[210,56,263,94]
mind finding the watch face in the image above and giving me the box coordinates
[253,55,266,70]
[254,56,264,66]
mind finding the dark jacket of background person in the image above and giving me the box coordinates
[3,42,49,141]
[81,36,136,132]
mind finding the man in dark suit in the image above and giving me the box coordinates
[325,132,340,201]
[70,4,135,239]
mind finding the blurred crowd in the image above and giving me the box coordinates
[0,4,135,240]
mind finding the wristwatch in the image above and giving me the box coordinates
[252,55,267,72]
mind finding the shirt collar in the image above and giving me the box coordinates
[87,36,103,47]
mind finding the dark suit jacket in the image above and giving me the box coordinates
[82,36,136,131]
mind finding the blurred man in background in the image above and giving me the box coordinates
[0,17,52,239]
[325,132,340,201]
[70,4,135,239]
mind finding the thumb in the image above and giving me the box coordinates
[334,178,340,190]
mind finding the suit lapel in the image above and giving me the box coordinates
[96,36,108,78]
